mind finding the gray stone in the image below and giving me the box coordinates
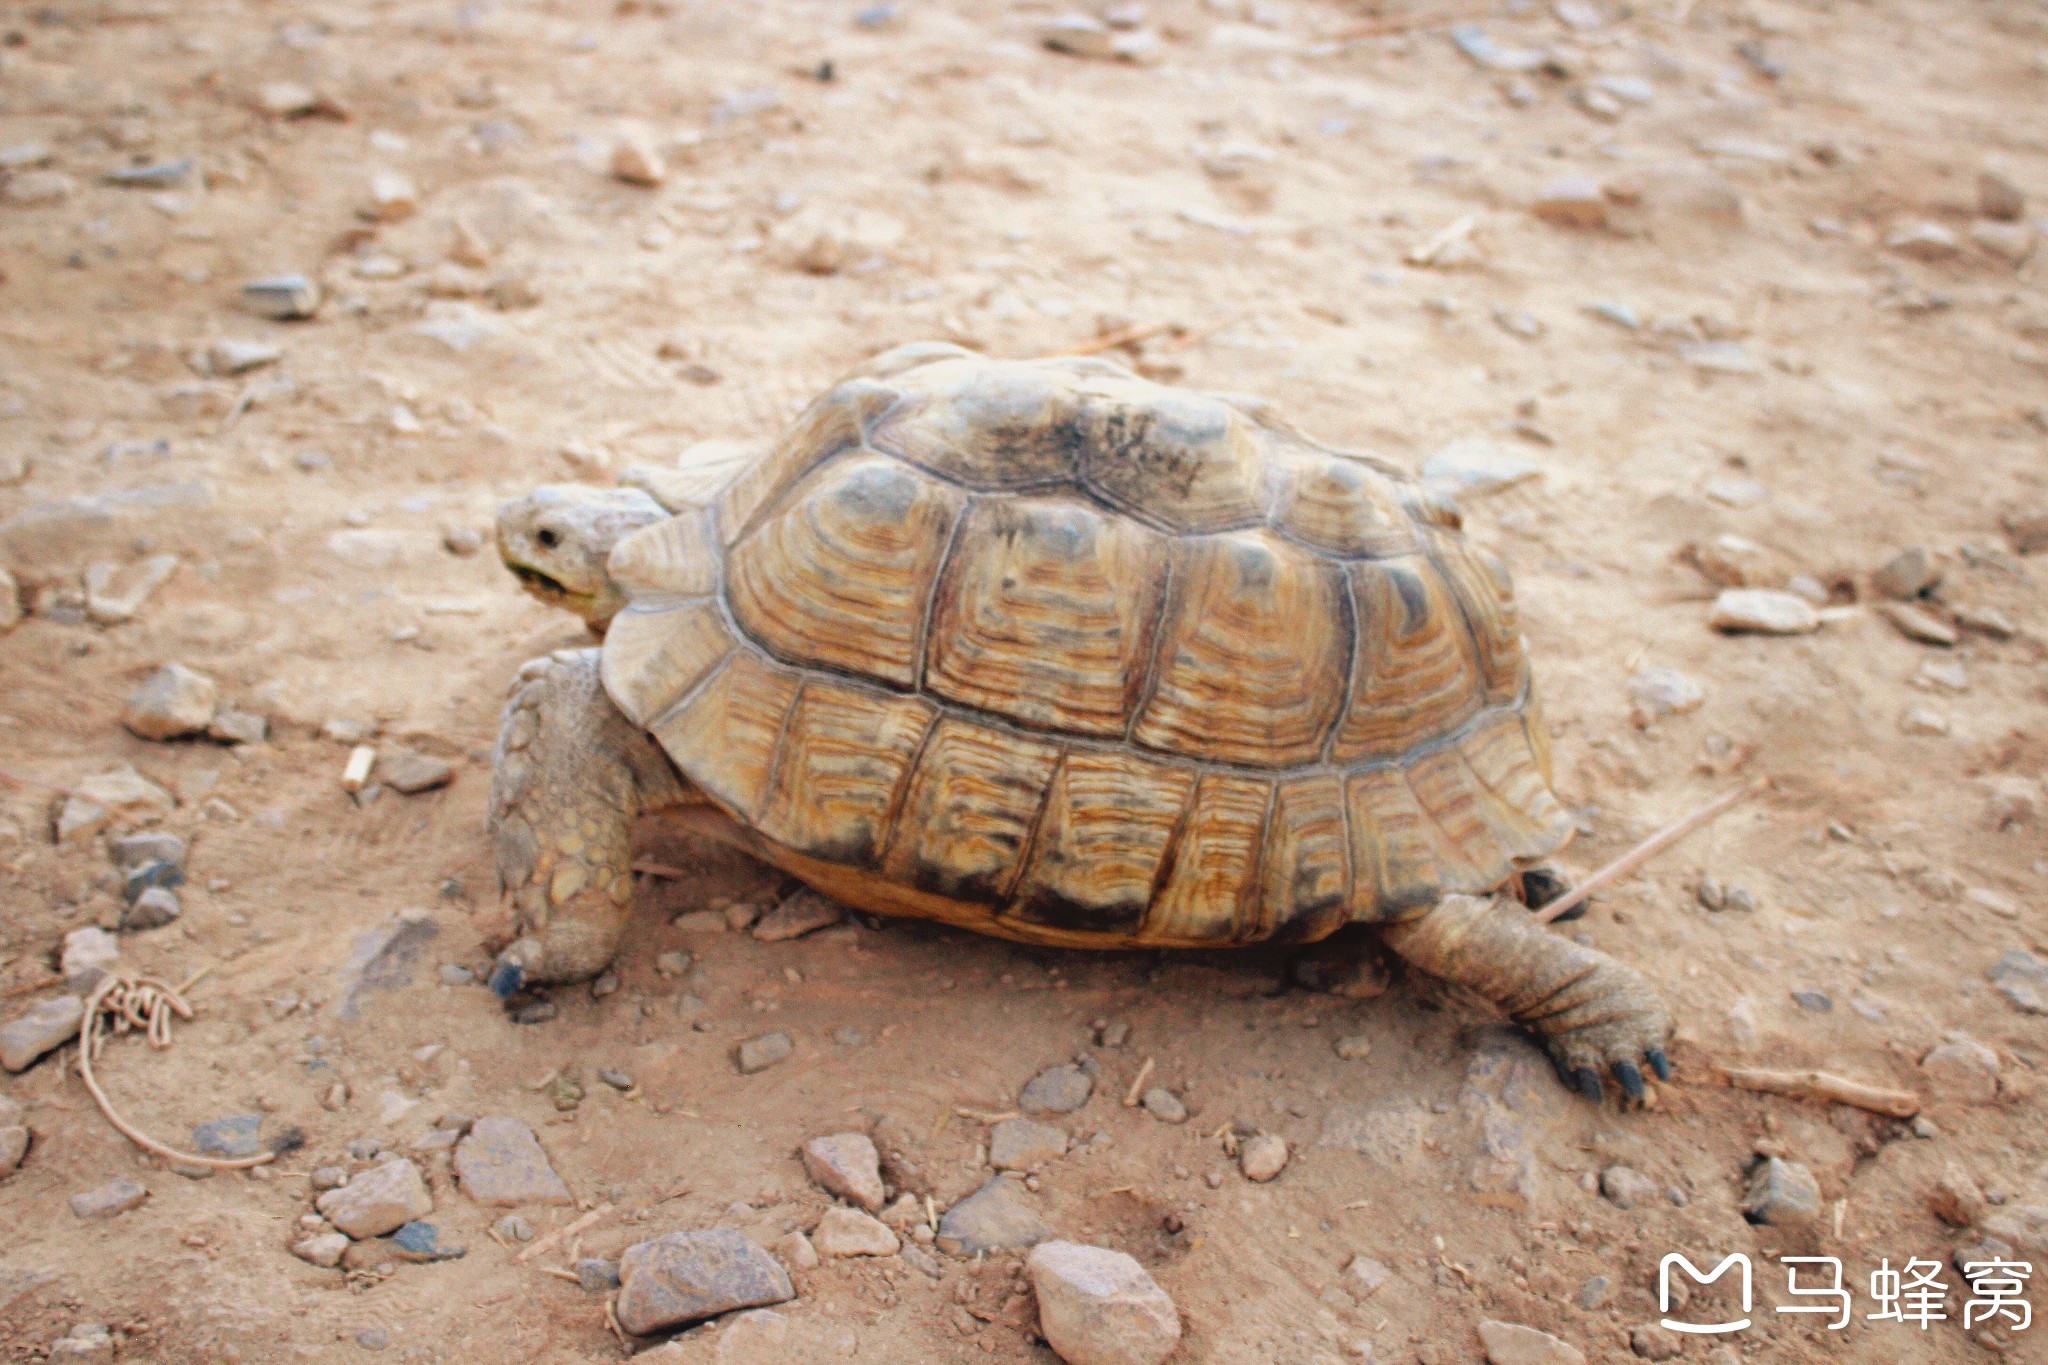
[1027,1240,1182,1365]
[312,1166,349,1191]
[1991,949,2048,1015]
[124,886,182,930]
[2,995,85,1071]
[60,928,119,992]
[736,1032,793,1074]
[1887,222,1960,259]
[207,338,283,375]
[801,1132,885,1212]
[938,1176,1052,1255]
[1241,1134,1288,1183]
[1575,1274,1613,1309]
[207,710,268,745]
[123,664,219,740]
[1021,1063,1094,1114]
[243,275,321,320]
[990,1117,1068,1172]
[388,1221,465,1262]
[1627,668,1704,723]
[1452,24,1552,72]
[378,749,455,794]
[1710,589,1818,635]
[1921,1036,2000,1103]
[452,1116,571,1206]
[1683,342,1761,375]
[575,1256,620,1291]
[70,1177,149,1219]
[333,911,439,1019]
[316,1158,433,1238]
[614,1229,795,1336]
[85,554,179,625]
[1599,1166,1657,1210]
[192,1113,262,1159]
[1742,1157,1821,1227]
[1873,546,1942,599]
[813,1206,899,1257]
[291,1232,349,1268]
[752,889,845,941]
[1791,989,1833,1013]
[1877,600,1960,647]
[121,857,184,903]
[494,1214,535,1242]
[105,158,195,188]
[1478,1319,1585,1365]
[1140,1088,1188,1125]
[1422,439,1542,496]
[1344,1254,1391,1296]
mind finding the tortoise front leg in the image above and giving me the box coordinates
[1382,894,1673,1105]
[487,648,687,994]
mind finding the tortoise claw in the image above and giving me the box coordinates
[1573,1067,1606,1103]
[1613,1060,1646,1103]
[1647,1048,1672,1082]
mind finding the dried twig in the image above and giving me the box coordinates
[629,860,692,880]
[537,1265,582,1283]
[1325,7,1497,43]
[1155,313,1246,355]
[1039,321,1184,359]
[1122,1057,1156,1107]
[515,1204,614,1264]
[1536,777,1769,924]
[1716,1066,1920,1118]
[953,1108,1019,1124]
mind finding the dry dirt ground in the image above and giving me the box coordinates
[3,0,2047,1360]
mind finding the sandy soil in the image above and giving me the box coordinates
[2,0,2046,1360]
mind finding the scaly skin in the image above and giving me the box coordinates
[1382,893,1674,1105]
[487,648,687,995]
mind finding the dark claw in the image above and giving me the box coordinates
[1574,1067,1605,1103]
[1613,1060,1646,1103]
[488,961,525,999]
[1646,1048,1672,1082]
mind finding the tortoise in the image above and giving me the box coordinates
[487,343,1673,1103]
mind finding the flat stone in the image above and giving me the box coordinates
[752,889,845,941]
[123,663,219,740]
[1628,667,1704,723]
[109,831,186,873]
[2,996,85,1071]
[1922,1037,2000,1104]
[61,928,119,992]
[1575,1274,1613,1309]
[938,1176,1052,1255]
[614,1229,795,1336]
[0,566,19,632]
[1599,1165,1658,1210]
[990,1117,1068,1172]
[801,1132,885,1212]
[1877,600,1959,646]
[1478,1318,1585,1365]
[1140,1088,1188,1125]
[1742,1156,1821,1227]
[452,1116,571,1206]
[316,1158,434,1238]
[388,1220,465,1262]
[813,1206,900,1257]
[1021,1063,1094,1114]
[2,169,74,205]
[772,1230,819,1270]
[70,1177,148,1220]
[207,710,268,745]
[1344,1254,1391,1296]
[1973,220,2037,263]
[1709,589,1819,635]
[1682,342,1760,374]
[124,886,181,930]
[1873,546,1942,599]
[736,1032,793,1074]
[85,554,179,625]
[575,1256,621,1290]
[1421,439,1542,496]
[291,1232,349,1268]
[1930,1162,1986,1227]
[47,1325,113,1362]
[1887,222,1960,260]
[191,1113,262,1159]
[1028,1240,1182,1365]
[1901,706,1950,736]
[1631,1324,1682,1361]
[243,275,321,320]
[377,749,455,794]
[1453,24,1552,72]
[1991,949,2048,1015]
[105,158,194,188]
[1954,602,2017,638]
[122,857,184,902]
[1980,168,2026,221]
[1532,177,1607,229]
[1241,1134,1289,1183]
[332,911,439,1019]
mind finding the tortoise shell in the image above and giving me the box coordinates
[600,343,1572,949]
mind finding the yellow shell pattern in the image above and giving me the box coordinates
[600,344,1573,949]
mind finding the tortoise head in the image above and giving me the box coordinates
[495,485,667,632]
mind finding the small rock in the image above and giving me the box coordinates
[1953,602,2017,639]
[1344,1254,1391,1296]
[1040,13,1159,61]
[108,831,187,873]
[385,1219,465,1263]
[1630,1324,1682,1361]
[814,1206,900,1258]
[493,1214,535,1243]
[752,888,845,941]
[1930,1162,1987,1227]
[1140,1088,1188,1125]
[1979,169,2026,222]
[124,886,182,930]
[365,171,417,223]
[1478,1318,1585,1365]
[334,911,440,1020]
[1421,439,1542,496]
[2,169,74,204]
[937,1176,1052,1255]
[346,1137,384,1160]
[1532,178,1607,230]
[656,950,695,977]
[611,131,667,187]
[452,1116,571,1206]
[2000,507,2048,556]
[443,526,485,556]
[254,81,321,117]
[291,1232,349,1268]
[1021,1063,1095,1114]
[242,275,322,320]
[991,1117,1068,1172]
[318,1159,434,1238]
[312,1166,349,1191]
[736,1032,793,1075]
[801,1132,885,1212]
[716,1307,791,1359]
[614,1228,795,1336]
[1991,949,2048,1015]
[1333,1036,1373,1061]
[192,1113,263,1159]
[1887,222,1960,260]
[1,1099,28,1173]
[206,338,283,376]
[207,709,268,745]
[1900,706,1950,737]
[1599,1166,1658,1210]
[85,554,180,625]
[1627,667,1704,724]
[377,749,455,794]
[70,1177,149,1220]
[1028,1240,1182,1365]
[1742,1157,1821,1227]
[47,1325,114,1363]
[1877,600,1959,646]
[1682,342,1761,375]
[104,158,195,188]
[121,857,183,904]
[1873,546,1942,599]
[1921,1036,2000,1104]
[1096,1019,1131,1048]
[1574,1275,1613,1310]
[123,663,220,740]
[772,1229,819,1270]
[1971,220,2036,264]
[1453,24,1552,72]
[356,1328,389,1352]
[1791,989,1833,1013]
[61,927,120,992]
[1709,589,1819,635]
[567,1255,618,1290]
[1241,1134,1288,1183]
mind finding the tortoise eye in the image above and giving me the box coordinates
[537,528,561,548]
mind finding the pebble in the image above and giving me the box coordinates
[1241,1134,1289,1183]
[365,172,417,223]
[937,1176,1052,1255]
[105,158,195,188]
[124,886,182,930]
[1971,220,2036,263]
[377,749,455,794]
[1630,1324,1682,1361]
[736,1032,794,1075]
[1913,658,1970,693]
[1574,1274,1613,1310]
[1478,1318,1585,1365]
[0,567,19,633]
[752,888,845,941]
[1979,168,2026,221]
[1096,1019,1131,1048]
[0,1095,27,1173]
[334,911,440,1020]
[123,663,220,740]
[452,1116,571,1206]
[192,1113,263,1159]
[61,927,120,992]
[242,275,322,320]
[356,1329,389,1352]
[292,1232,349,1268]
[207,338,283,376]
[716,1308,790,1357]
[1921,1035,2000,1104]
[2,169,75,204]
[2004,507,2048,556]
[1790,989,1833,1013]
[598,1067,633,1090]
[493,1213,535,1242]
[1952,602,2016,639]
[70,1177,149,1220]
[46,1325,114,1362]
[1599,1166,1658,1210]
[1332,1035,1373,1061]
[1531,178,1607,230]
[312,1166,350,1191]
[813,1206,900,1257]
[1140,1088,1188,1125]
[317,1158,434,1238]
[1900,706,1950,736]
[1930,1162,1987,1227]
[1742,1157,1821,1227]
[611,132,667,187]
[1421,439,1542,496]
[1028,1241,1182,1365]
[208,710,268,745]
[573,1256,620,1290]
[1873,546,1942,599]
[346,1138,384,1160]
[1888,222,1962,259]
[1627,667,1703,724]
[1682,342,1761,375]
[86,554,180,625]
[444,526,485,557]
[1040,14,1159,61]
[1452,24,1552,72]
[990,1117,1068,1172]
[1021,1063,1095,1114]
[57,766,175,843]
[1991,950,2048,1015]
[1709,589,1819,636]
[656,950,694,977]
[801,1132,886,1212]
[1876,600,1959,646]
[614,1229,795,1336]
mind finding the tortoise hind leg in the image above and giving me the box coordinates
[1382,894,1672,1105]
[488,648,687,994]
